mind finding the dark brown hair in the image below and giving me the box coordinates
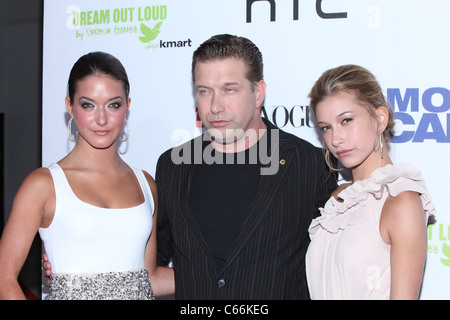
[67,51,130,103]
[191,34,264,89]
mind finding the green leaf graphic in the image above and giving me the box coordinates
[440,242,450,267]
[139,21,163,43]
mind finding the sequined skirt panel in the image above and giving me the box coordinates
[46,267,155,300]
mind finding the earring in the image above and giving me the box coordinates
[119,119,130,142]
[379,133,384,159]
[68,117,77,142]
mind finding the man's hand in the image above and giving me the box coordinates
[41,252,52,287]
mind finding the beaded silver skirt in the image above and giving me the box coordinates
[46,267,155,300]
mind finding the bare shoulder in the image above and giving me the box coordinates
[8,167,55,227]
[142,170,157,192]
[142,170,155,185]
[383,190,423,216]
[20,167,53,191]
[15,167,55,209]
[142,170,158,215]
[381,190,426,243]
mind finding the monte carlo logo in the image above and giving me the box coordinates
[66,4,192,50]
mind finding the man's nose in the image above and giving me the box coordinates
[210,93,224,114]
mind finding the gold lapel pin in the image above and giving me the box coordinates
[280,159,286,165]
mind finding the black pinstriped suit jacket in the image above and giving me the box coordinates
[156,119,337,299]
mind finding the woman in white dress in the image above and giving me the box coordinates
[0,52,174,299]
[305,64,435,299]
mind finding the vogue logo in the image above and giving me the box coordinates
[261,105,314,129]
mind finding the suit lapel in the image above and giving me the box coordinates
[225,125,295,266]
[176,136,223,269]
[177,126,296,270]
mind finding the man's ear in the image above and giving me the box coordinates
[255,80,266,109]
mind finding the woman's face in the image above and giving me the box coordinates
[67,74,129,149]
[315,91,380,171]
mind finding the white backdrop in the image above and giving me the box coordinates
[42,0,449,299]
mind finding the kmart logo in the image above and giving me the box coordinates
[137,21,192,50]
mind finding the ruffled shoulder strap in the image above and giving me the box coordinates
[309,163,436,235]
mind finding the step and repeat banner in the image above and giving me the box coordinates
[42,0,449,299]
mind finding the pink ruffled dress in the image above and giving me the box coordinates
[306,163,435,299]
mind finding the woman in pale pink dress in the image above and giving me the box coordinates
[305,64,435,300]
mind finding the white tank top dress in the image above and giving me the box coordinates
[39,163,155,300]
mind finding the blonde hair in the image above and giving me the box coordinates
[308,64,395,170]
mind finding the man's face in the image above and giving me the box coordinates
[194,58,266,151]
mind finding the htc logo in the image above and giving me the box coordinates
[246,0,347,22]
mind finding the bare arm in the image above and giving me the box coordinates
[143,171,175,297]
[0,168,54,299]
[380,190,427,300]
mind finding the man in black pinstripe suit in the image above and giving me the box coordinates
[155,34,337,300]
